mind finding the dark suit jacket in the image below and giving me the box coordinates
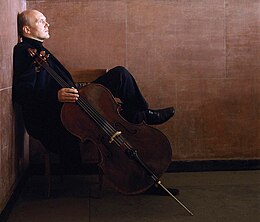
[12,37,75,145]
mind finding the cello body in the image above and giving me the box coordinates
[61,83,172,195]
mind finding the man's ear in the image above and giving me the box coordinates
[23,26,31,34]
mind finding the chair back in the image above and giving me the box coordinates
[70,69,107,88]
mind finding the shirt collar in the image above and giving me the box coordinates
[22,37,45,51]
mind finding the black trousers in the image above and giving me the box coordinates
[93,66,148,123]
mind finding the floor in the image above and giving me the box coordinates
[7,170,260,222]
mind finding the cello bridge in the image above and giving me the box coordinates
[109,131,122,143]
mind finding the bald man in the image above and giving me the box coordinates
[12,10,176,188]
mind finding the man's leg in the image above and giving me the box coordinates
[92,66,175,125]
[92,66,148,111]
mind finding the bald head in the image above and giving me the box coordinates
[18,10,50,42]
[18,10,36,36]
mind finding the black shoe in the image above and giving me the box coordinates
[144,185,180,196]
[144,107,175,125]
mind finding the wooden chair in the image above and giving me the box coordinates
[71,69,107,88]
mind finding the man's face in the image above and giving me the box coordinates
[25,10,50,41]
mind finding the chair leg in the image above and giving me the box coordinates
[97,152,103,195]
[44,151,51,198]
[98,167,103,193]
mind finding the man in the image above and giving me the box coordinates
[13,10,177,195]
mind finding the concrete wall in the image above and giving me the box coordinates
[26,0,259,160]
[0,0,28,214]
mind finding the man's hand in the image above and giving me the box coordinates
[58,88,79,102]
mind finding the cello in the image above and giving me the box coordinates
[28,48,193,215]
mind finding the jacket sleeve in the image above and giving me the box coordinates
[12,44,59,106]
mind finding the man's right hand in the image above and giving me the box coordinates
[58,88,79,103]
